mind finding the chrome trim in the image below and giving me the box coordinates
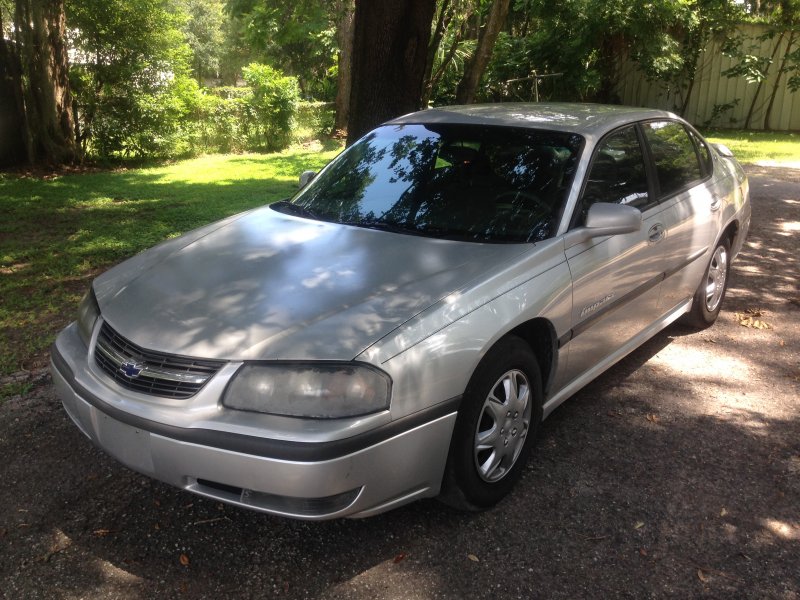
[95,339,211,385]
[93,321,225,399]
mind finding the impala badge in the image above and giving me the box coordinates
[580,293,615,318]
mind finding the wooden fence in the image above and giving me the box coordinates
[615,23,800,131]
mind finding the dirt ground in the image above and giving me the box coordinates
[0,164,797,599]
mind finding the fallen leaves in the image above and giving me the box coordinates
[192,517,228,526]
[179,553,190,566]
[634,521,645,530]
[645,414,660,424]
[689,557,744,584]
[735,308,772,329]
[467,554,480,562]
[393,553,407,564]
[92,528,117,537]
[41,531,72,562]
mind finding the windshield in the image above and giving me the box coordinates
[275,123,584,243]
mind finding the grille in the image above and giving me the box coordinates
[94,322,225,399]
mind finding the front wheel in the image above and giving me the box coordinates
[682,237,731,329]
[439,336,543,511]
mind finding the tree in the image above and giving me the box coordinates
[225,0,335,97]
[179,0,226,84]
[347,0,436,145]
[455,0,511,104]
[0,0,77,165]
[421,0,473,106]
[67,0,197,157]
[333,0,354,133]
[0,4,26,165]
[762,0,800,129]
[674,0,742,117]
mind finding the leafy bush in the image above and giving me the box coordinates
[78,72,202,159]
[195,87,251,153]
[241,63,300,151]
[295,101,335,141]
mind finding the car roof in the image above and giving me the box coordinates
[387,103,680,139]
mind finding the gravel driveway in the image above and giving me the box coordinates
[1,165,797,599]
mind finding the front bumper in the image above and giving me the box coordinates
[51,324,457,519]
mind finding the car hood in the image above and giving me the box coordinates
[94,206,527,360]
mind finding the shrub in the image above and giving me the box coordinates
[241,63,300,152]
[195,87,250,153]
[80,73,203,159]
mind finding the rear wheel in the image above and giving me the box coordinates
[682,237,731,329]
[439,336,543,510]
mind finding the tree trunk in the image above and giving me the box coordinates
[347,0,436,145]
[424,16,470,106]
[594,33,625,103]
[679,25,708,117]
[454,0,511,104]
[0,10,27,166]
[744,30,784,130]
[763,29,795,130]
[333,0,355,134]
[13,0,77,165]
[421,0,452,106]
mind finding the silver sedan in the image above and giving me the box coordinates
[51,103,751,519]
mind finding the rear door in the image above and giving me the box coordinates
[640,121,718,312]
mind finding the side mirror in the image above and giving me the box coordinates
[564,202,642,247]
[711,143,735,158]
[299,170,316,188]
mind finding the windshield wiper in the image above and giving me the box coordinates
[342,219,465,240]
[271,200,322,221]
[341,219,421,234]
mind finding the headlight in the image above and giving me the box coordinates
[222,362,391,419]
[77,288,100,347]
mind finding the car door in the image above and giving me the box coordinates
[640,121,719,312]
[560,124,669,385]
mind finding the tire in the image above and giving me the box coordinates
[439,335,543,511]
[682,237,731,330]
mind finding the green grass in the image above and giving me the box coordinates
[0,141,343,389]
[702,130,800,164]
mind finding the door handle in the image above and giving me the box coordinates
[648,223,665,243]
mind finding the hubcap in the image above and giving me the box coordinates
[473,369,532,483]
[704,245,728,312]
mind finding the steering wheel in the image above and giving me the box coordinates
[493,190,550,215]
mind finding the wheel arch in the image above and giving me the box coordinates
[498,317,558,398]
[721,219,739,247]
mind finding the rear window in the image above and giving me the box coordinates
[643,121,704,198]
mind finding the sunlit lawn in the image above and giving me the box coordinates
[0,141,342,390]
[703,130,800,164]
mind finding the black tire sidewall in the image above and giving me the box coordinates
[445,336,543,509]
[691,237,732,327]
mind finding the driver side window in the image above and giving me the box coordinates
[577,126,650,225]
